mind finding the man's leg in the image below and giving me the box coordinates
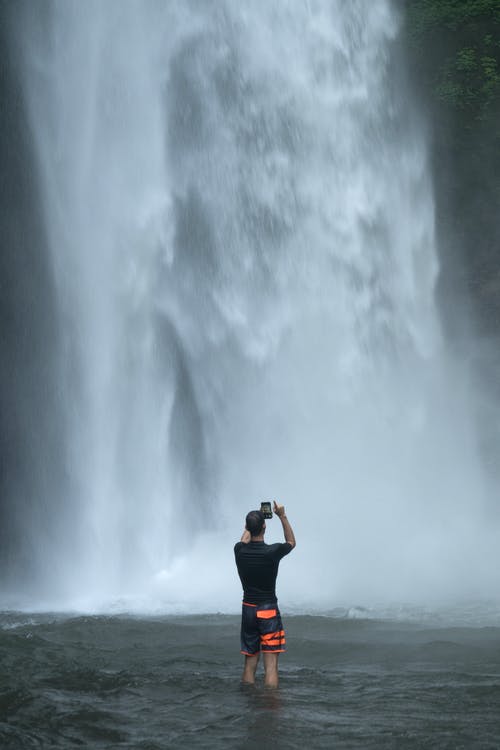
[263,652,279,688]
[242,653,260,684]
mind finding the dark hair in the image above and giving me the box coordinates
[245,510,265,537]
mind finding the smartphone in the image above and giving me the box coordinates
[260,501,273,519]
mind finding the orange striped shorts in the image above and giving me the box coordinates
[240,602,286,655]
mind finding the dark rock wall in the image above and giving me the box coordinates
[405,0,500,338]
[0,0,67,590]
[404,0,500,474]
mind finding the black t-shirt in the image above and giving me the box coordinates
[234,541,293,605]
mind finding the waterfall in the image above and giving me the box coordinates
[7,0,495,611]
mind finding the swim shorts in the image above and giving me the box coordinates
[240,602,286,655]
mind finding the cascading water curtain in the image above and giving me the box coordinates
[7,0,494,611]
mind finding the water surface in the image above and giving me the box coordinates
[1,611,499,748]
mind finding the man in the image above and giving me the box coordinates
[234,500,296,688]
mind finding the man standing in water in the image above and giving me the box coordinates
[234,501,296,688]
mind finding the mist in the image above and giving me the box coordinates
[1,0,499,614]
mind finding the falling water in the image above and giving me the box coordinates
[8,0,497,611]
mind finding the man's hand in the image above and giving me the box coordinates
[273,501,286,518]
[273,501,296,548]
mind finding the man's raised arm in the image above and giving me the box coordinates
[240,528,251,543]
[273,501,296,548]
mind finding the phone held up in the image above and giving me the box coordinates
[260,501,273,519]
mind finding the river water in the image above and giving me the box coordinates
[2,609,500,748]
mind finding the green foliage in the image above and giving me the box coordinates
[406,0,500,123]
[407,0,500,36]
[436,45,500,119]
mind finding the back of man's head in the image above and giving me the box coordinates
[245,510,265,537]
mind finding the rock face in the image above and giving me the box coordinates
[404,0,500,474]
[0,1,67,591]
[405,0,500,341]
